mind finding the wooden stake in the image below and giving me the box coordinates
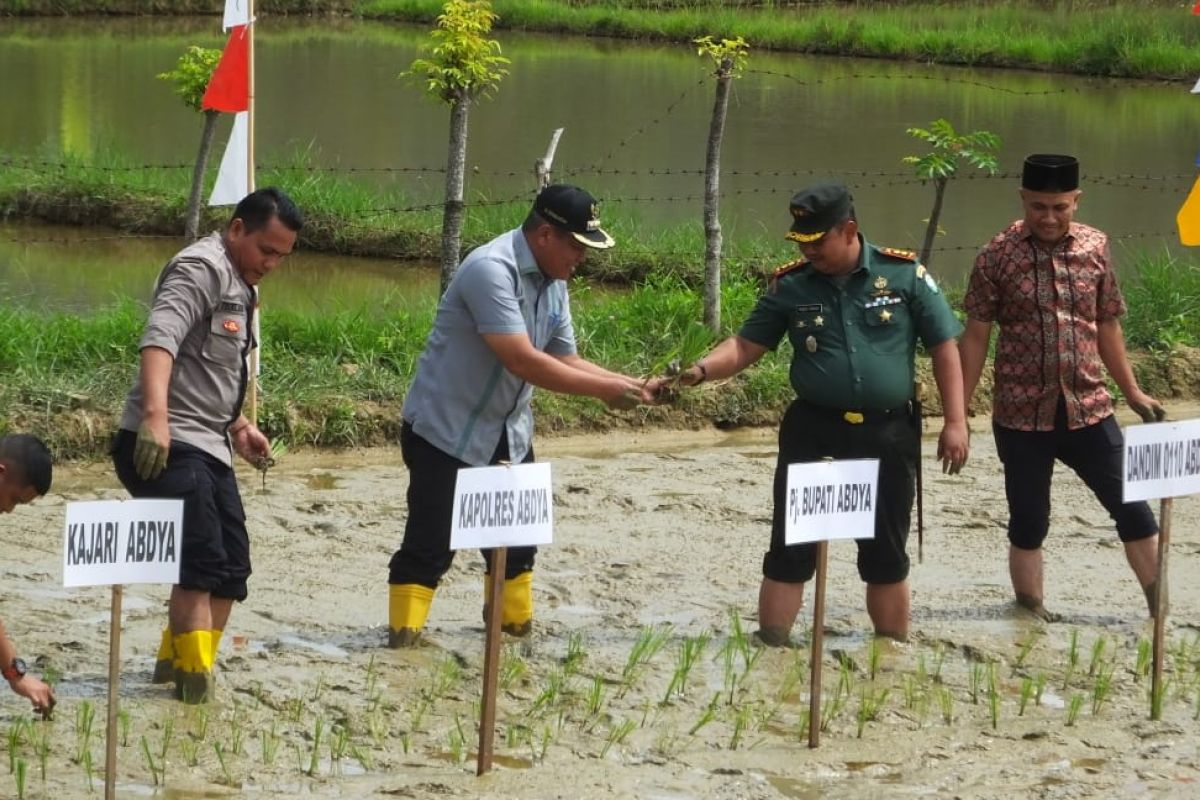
[535,128,564,189]
[1150,497,1172,720]
[807,540,828,749]
[477,547,507,775]
[246,0,260,427]
[913,381,925,564]
[103,585,123,800]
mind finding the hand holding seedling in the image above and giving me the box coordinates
[231,420,270,467]
[9,673,55,720]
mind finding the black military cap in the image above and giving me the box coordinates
[786,181,853,243]
[534,184,615,249]
[1022,154,1079,193]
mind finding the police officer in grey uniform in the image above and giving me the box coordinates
[112,187,302,702]
[387,185,654,647]
[654,182,969,644]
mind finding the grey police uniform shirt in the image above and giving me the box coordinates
[119,233,255,467]
[402,228,575,466]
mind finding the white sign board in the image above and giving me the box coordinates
[450,463,554,550]
[63,500,183,587]
[1123,418,1200,502]
[785,459,880,545]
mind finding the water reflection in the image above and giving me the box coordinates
[1,17,1194,287]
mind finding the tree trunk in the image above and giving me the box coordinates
[440,94,471,295]
[920,177,948,267]
[185,109,220,242]
[702,58,733,335]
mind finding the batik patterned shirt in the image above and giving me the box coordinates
[963,220,1125,431]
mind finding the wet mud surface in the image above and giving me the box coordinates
[2,415,1199,799]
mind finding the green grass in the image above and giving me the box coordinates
[361,0,1200,81]
[5,242,1195,459]
[0,273,796,457]
[0,149,792,284]
[2,1,1198,80]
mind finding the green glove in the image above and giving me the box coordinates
[134,422,169,481]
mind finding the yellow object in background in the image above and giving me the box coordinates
[1177,174,1200,246]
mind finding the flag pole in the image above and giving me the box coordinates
[246,0,260,427]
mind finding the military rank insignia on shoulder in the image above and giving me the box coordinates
[769,258,808,293]
[879,246,918,261]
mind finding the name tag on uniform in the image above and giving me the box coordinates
[795,303,823,313]
[219,301,246,313]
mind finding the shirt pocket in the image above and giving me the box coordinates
[789,304,826,353]
[200,313,247,368]
[861,297,910,355]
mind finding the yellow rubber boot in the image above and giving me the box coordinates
[172,630,214,704]
[388,584,434,648]
[501,571,534,637]
[151,626,174,684]
[210,629,224,666]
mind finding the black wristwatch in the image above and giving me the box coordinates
[2,658,27,682]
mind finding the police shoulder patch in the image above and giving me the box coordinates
[878,246,918,262]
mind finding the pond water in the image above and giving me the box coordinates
[1,15,1194,298]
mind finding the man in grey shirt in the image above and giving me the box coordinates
[388,184,653,646]
[112,188,302,702]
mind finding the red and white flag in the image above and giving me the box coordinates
[203,22,251,206]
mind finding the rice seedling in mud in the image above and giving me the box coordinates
[937,687,954,726]
[446,717,466,765]
[260,721,282,766]
[80,748,95,792]
[1018,676,1035,716]
[1034,672,1047,707]
[178,736,200,767]
[600,718,636,760]
[662,631,710,705]
[855,686,890,739]
[968,663,985,705]
[213,741,235,786]
[1092,665,1117,716]
[34,728,49,783]
[819,659,854,733]
[1066,693,1086,726]
[618,625,673,698]
[1013,629,1042,672]
[1063,629,1081,688]
[689,692,721,736]
[499,649,528,693]
[140,735,163,785]
[1088,635,1108,678]
[307,718,325,776]
[13,756,27,800]
[987,664,1001,730]
[1135,638,1152,681]
[563,631,587,676]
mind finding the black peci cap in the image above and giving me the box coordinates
[1022,154,1079,193]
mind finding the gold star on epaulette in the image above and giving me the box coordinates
[879,247,918,262]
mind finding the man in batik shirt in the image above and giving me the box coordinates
[960,154,1166,621]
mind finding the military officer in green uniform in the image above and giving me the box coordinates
[653,181,968,644]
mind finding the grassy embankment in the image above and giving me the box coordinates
[3,0,1199,80]
[3,247,1197,460]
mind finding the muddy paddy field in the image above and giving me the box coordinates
[2,415,1199,799]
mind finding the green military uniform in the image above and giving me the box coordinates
[742,230,961,586]
[739,239,960,411]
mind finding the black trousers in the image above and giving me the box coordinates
[764,399,919,585]
[111,430,251,601]
[388,423,536,588]
[993,401,1157,549]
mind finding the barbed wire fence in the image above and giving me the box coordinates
[1,67,1194,255]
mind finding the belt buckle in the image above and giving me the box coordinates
[843,411,864,424]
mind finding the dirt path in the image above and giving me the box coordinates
[1,413,1199,799]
